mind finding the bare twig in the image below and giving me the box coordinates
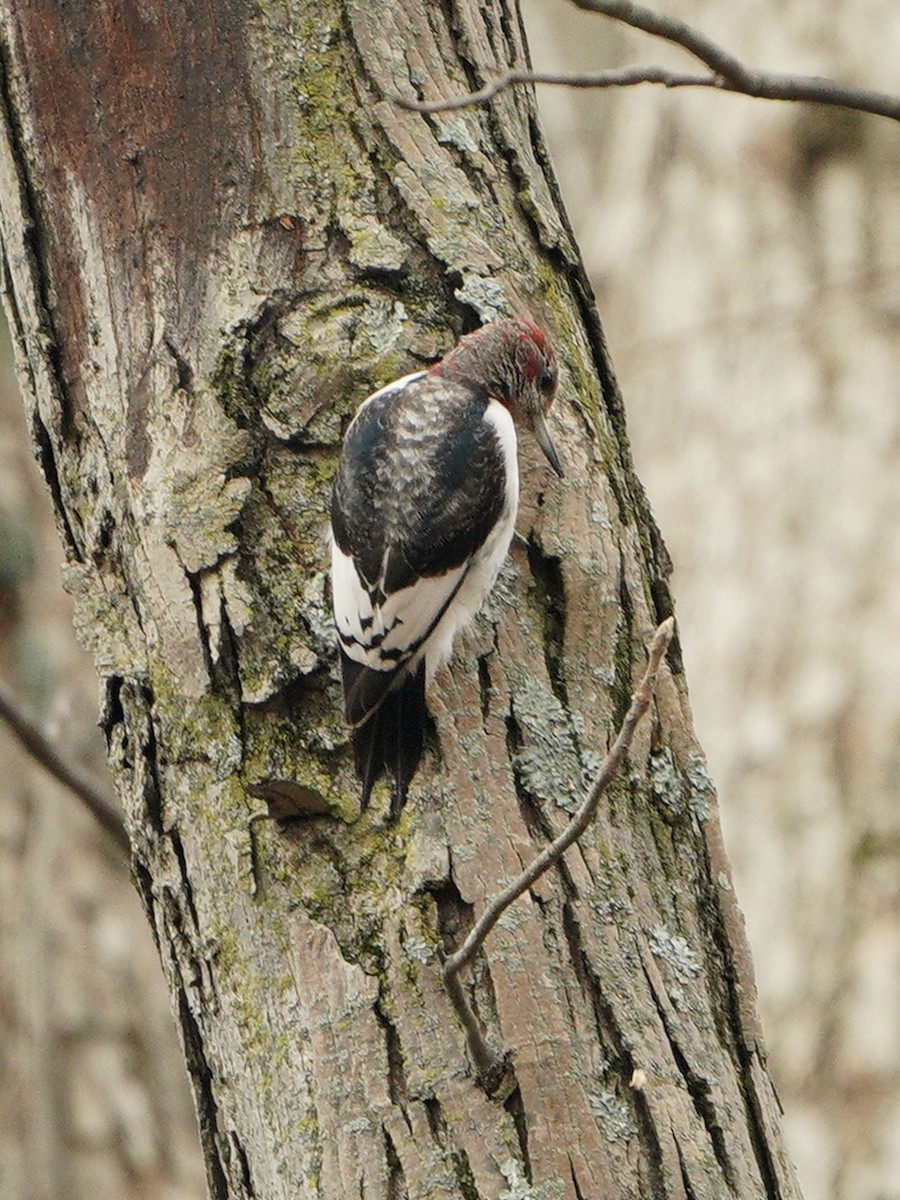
[0,677,129,858]
[396,67,709,112]
[444,616,675,1088]
[397,66,900,121]
[394,0,900,123]
[572,0,755,83]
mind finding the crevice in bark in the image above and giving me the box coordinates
[101,673,125,746]
[214,595,248,763]
[649,577,681,671]
[30,411,83,561]
[177,987,229,1200]
[561,903,629,1074]
[177,564,245,742]
[230,1131,256,1199]
[426,1099,483,1200]
[215,319,273,441]
[561,901,609,1036]
[382,1125,409,1200]
[740,1059,784,1200]
[169,826,201,938]
[504,1085,532,1183]
[641,956,736,1191]
[324,220,353,270]
[568,1154,586,1200]
[132,857,160,952]
[476,653,492,723]
[613,558,636,725]
[451,1146,482,1200]
[494,0,520,66]
[341,131,416,283]
[431,874,475,953]
[525,539,568,710]
[91,506,115,567]
[422,1096,443,1143]
[358,152,453,314]
[138,682,164,832]
[692,846,784,1198]
[630,1088,668,1200]
[374,997,411,1132]
[218,591,244,694]
[546,906,585,1036]
[674,1133,700,1200]
[183,566,216,680]
[436,0,479,94]
[164,334,195,394]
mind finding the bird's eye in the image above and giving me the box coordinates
[538,367,557,394]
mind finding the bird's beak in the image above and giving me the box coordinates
[533,411,564,479]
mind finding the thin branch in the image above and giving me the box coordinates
[397,66,900,122]
[396,67,708,112]
[574,0,900,121]
[444,616,675,1088]
[394,0,900,123]
[572,0,754,84]
[0,677,130,858]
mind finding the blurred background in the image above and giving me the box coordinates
[0,2,897,1197]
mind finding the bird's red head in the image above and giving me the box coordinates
[433,317,564,477]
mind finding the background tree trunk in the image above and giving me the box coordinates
[0,1,800,1197]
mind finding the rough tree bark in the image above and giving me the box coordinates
[0,2,801,1198]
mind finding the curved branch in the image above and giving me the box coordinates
[396,66,708,112]
[394,0,899,123]
[0,677,129,857]
[572,0,755,84]
[444,616,675,1088]
[396,65,900,122]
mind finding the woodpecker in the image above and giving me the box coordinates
[330,317,564,807]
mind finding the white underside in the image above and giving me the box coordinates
[331,398,519,682]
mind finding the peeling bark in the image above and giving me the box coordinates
[0,1,801,1197]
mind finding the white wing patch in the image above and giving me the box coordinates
[331,537,467,674]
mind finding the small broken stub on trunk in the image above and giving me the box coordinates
[249,779,332,821]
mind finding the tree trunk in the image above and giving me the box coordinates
[0,1,801,1197]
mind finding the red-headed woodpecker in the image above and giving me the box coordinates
[330,317,564,806]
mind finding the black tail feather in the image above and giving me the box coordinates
[341,650,395,728]
[349,660,428,809]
